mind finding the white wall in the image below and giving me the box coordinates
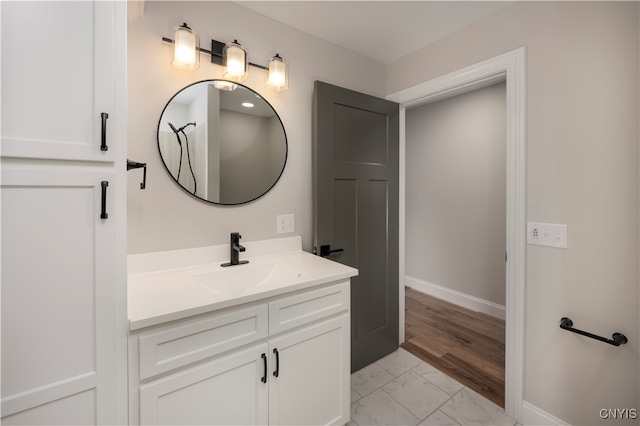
[387,2,639,424]
[405,82,506,307]
[127,0,385,254]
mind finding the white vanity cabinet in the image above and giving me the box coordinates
[129,280,350,426]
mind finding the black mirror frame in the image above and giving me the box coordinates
[156,79,288,205]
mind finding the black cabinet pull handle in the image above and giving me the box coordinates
[261,353,267,383]
[100,181,109,219]
[319,244,344,257]
[273,348,279,377]
[100,112,109,151]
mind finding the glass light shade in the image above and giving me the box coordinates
[224,40,248,81]
[267,54,288,91]
[172,23,199,70]
[212,81,238,91]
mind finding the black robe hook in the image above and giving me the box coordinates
[127,159,147,189]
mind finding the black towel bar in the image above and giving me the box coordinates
[560,317,627,346]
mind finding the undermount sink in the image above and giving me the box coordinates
[128,236,359,330]
[194,261,307,294]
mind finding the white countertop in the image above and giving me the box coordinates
[128,236,358,330]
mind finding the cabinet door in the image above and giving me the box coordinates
[0,1,116,162]
[140,343,269,425]
[268,315,350,426]
[1,167,118,424]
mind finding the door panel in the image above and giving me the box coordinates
[139,343,268,426]
[0,1,116,162]
[1,389,96,426]
[268,315,350,426]
[313,81,399,372]
[333,104,389,164]
[367,179,391,332]
[333,179,358,266]
[1,167,116,422]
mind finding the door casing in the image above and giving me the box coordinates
[387,47,526,422]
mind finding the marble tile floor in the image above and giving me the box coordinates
[348,348,518,426]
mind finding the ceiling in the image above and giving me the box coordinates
[235,1,514,64]
[171,82,276,117]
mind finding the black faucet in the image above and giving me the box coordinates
[221,232,249,267]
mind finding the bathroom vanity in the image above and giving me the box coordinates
[127,236,357,425]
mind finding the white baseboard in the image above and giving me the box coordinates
[522,401,570,425]
[404,276,506,320]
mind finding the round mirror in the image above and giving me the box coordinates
[157,80,287,205]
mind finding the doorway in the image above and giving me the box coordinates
[387,47,526,421]
[403,288,506,406]
[402,81,506,406]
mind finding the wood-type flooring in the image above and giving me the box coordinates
[401,287,506,407]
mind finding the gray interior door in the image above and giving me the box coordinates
[313,81,399,372]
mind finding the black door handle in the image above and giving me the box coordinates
[273,348,279,377]
[261,353,267,383]
[100,181,109,219]
[320,244,344,257]
[100,112,109,151]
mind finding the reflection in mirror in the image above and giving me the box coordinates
[157,80,287,205]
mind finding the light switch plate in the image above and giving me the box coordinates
[277,214,295,234]
[527,222,568,248]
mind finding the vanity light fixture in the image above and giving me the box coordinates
[171,23,199,70]
[224,40,248,81]
[267,54,288,91]
[162,27,288,90]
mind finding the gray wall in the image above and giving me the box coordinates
[388,2,639,424]
[219,110,274,204]
[405,82,506,307]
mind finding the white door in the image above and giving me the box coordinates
[268,315,350,426]
[139,343,269,425]
[1,1,117,162]
[1,168,118,424]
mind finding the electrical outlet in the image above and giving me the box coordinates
[277,214,295,234]
[527,222,568,248]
